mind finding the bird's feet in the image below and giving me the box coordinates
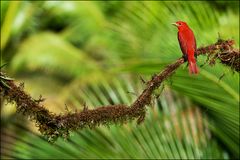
[194,52,198,59]
[182,54,188,62]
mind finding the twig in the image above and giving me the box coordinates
[0,39,239,142]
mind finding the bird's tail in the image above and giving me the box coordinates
[188,57,198,75]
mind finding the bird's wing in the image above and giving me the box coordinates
[178,32,188,55]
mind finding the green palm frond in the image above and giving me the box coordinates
[172,58,239,156]
[121,56,239,157]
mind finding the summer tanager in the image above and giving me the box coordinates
[172,21,198,74]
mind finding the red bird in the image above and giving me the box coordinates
[172,21,198,74]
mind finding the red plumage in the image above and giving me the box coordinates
[173,21,198,74]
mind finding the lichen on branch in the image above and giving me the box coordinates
[196,39,239,72]
[0,39,239,142]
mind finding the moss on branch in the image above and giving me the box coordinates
[0,39,239,142]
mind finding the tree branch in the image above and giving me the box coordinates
[0,39,239,142]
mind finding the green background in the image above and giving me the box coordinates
[1,1,239,159]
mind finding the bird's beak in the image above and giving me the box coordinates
[171,23,179,27]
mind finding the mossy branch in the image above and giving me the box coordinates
[0,39,239,142]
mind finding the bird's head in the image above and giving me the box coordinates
[172,21,188,30]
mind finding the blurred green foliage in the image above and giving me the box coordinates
[1,1,239,159]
